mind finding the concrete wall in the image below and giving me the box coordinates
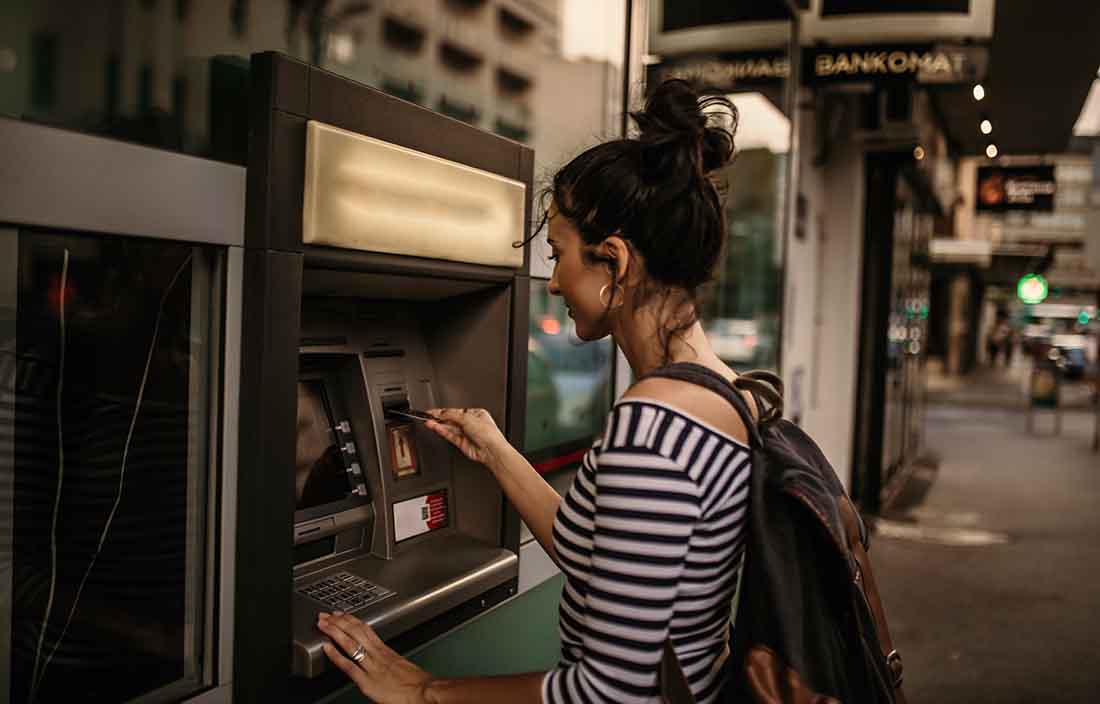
[782,96,865,490]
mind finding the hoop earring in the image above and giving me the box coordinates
[599,283,624,310]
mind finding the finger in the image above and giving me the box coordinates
[357,622,389,652]
[328,613,383,658]
[317,617,372,665]
[426,421,465,444]
[321,642,372,693]
[427,408,465,423]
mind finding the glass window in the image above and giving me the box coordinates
[648,24,794,373]
[1,229,220,703]
[525,279,614,458]
[510,1,626,458]
[0,0,627,166]
[704,105,788,371]
[0,0,631,481]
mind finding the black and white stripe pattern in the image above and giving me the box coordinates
[543,399,752,704]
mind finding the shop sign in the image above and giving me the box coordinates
[646,43,986,91]
[977,166,1057,212]
[821,0,969,16]
[806,44,985,84]
[647,51,790,92]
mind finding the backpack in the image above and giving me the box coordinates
[646,363,906,704]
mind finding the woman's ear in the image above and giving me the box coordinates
[598,235,632,284]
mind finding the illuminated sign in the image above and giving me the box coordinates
[1017,274,1049,305]
[977,166,1056,212]
[648,51,790,90]
[806,44,986,84]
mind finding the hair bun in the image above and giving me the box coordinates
[632,78,737,177]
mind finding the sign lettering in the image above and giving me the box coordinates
[810,46,975,82]
[646,44,987,92]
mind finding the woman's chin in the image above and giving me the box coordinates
[572,322,609,342]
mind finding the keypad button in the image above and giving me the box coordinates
[297,571,394,610]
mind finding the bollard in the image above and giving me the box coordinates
[1027,358,1062,436]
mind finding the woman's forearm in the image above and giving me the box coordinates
[425,671,544,704]
[487,441,561,564]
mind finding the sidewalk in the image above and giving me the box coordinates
[925,356,1096,410]
[870,382,1100,701]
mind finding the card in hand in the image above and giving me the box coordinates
[385,408,439,424]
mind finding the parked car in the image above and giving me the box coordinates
[705,317,776,368]
[1051,334,1089,380]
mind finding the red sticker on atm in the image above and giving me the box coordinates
[393,490,448,542]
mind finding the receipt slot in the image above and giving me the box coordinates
[237,53,533,700]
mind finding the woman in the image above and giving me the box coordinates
[317,79,753,704]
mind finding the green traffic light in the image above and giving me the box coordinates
[1017,274,1048,305]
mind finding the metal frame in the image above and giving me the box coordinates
[776,10,802,377]
[0,228,16,703]
[0,117,244,247]
[212,246,243,698]
[0,117,246,703]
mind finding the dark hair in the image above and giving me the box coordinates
[530,79,737,360]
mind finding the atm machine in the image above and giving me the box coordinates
[238,53,533,700]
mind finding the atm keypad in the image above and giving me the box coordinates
[299,571,394,612]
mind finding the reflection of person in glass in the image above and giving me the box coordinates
[316,80,903,703]
[296,382,349,510]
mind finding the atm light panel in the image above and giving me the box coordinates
[303,120,526,268]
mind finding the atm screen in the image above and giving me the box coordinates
[295,379,352,511]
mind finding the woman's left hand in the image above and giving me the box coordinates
[317,612,434,704]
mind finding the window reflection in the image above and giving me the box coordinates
[525,280,613,455]
[702,92,788,371]
[0,0,625,166]
[3,231,217,703]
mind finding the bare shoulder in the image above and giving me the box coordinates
[622,373,753,446]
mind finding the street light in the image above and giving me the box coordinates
[986,143,999,158]
[980,119,993,134]
[913,145,926,160]
[973,84,986,101]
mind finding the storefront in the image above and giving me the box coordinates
[646,1,979,501]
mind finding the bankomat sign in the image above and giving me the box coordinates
[810,44,983,84]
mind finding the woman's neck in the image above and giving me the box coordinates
[612,304,722,379]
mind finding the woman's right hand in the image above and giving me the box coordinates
[425,408,510,469]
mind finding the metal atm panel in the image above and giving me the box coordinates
[240,51,532,702]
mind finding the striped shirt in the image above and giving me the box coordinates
[542,398,752,704]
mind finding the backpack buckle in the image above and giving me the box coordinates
[886,649,904,688]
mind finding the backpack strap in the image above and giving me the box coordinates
[735,370,785,425]
[638,362,773,447]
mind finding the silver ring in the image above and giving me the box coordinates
[350,644,366,664]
